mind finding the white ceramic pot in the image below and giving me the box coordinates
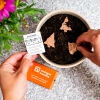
[36,9,91,68]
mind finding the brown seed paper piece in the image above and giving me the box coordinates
[60,17,72,32]
[44,33,55,48]
[68,42,79,55]
[62,17,68,24]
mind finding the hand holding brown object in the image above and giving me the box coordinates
[76,29,100,67]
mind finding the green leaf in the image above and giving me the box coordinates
[22,11,25,19]
[3,39,12,52]
[27,3,36,8]
[3,26,9,33]
[1,34,23,43]
[8,24,12,31]
[30,14,39,22]
[18,32,26,35]
[13,22,21,33]
[24,9,38,15]
[16,9,23,13]
[1,29,5,34]
[18,2,27,7]
[9,12,19,24]
[3,17,8,21]
[18,3,36,13]
[32,8,46,15]
[0,37,3,55]
[8,18,13,22]
[9,35,24,42]
[0,25,3,30]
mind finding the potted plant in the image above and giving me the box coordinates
[0,0,46,55]
[36,9,91,68]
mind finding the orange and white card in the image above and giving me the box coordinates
[27,61,59,89]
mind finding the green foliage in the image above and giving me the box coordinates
[0,0,46,55]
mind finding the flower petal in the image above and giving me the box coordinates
[6,0,15,4]
[0,10,3,21]
[3,9,10,18]
[5,4,16,12]
[4,0,16,12]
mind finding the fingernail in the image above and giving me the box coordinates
[23,53,32,61]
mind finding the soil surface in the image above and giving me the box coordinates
[40,14,88,65]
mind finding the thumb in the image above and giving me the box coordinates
[17,53,32,76]
[77,46,93,59]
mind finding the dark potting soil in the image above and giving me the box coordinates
[40,14,88,65]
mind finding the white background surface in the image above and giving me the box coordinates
[0,0,100,100]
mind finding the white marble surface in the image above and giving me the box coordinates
[0,0,100,100]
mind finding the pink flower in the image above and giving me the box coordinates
[0,0,16,21]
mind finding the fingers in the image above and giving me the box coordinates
[76,29,100,66]
[97,29,100,33]
[17,54,38,76]
[32,54,38,61]
[88,29,97,34]
[13,61,20,68]
[77,46,94,60]
[22,97,25,100]
[76,32,91,44]
[6,54,38,68]
[76,29,98,44]
[2,52,27,66]
[13,54,38,69]
[93,34,100,53]
[12,53,38,67]
[17,54,32,76]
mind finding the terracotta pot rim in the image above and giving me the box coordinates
[36,9,91,68]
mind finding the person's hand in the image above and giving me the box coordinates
[0,52,38,100]
[76,29,100,67]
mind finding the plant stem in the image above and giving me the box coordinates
[15,0,19,10]
[18,13,22,21]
